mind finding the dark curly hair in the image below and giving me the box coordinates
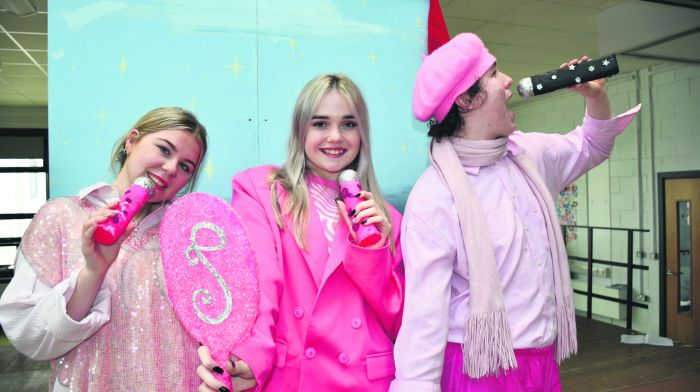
[427,80,483,142]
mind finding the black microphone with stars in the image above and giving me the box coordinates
[517,54,619,99]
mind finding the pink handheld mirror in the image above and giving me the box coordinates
[160,193,259,391]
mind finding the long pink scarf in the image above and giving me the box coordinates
[429,136,577,378]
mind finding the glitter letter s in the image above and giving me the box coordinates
[185,222,232,325]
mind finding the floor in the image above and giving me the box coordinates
[560,317,700,391]
[1,317,699,391]
[0,334,50,391]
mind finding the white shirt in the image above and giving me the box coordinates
[0,183,166,391]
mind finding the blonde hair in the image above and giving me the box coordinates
[110,107,208,194]
[269,74,394,252]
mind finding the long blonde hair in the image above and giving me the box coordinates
[269,74,394,252]
[110,107,208,194]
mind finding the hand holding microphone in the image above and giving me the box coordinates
[94,176,155,245]
[80,177,154,279]
[517,54,619,99]
[338,169,385,247]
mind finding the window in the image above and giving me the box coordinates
[0,129,48,283]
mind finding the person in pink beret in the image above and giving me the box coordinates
[390,33,641,391]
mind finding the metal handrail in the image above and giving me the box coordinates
[562,224,650,330]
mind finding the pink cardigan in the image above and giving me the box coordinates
[230,165,404,391]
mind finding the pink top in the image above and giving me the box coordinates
[306,172,340,250]
[0,183,202,391]
[229,166,404,391]
[391,105,641,392]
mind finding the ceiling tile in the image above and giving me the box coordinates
[443,0,529,21]
[473,22,543,45]
[25,94,48,105]
[490,44,574,68]
[0,12,46,33]
[499,60,554,79]
[0,63,46,77]
[9,33,47,51]
[4,76,46,89]
[496,1,595,30]
[0,80,32,106]
[0,49,27,62]
[0,97,32,106]
[30,50,46,64]
[0,48,44,62]
[444,17,488,35]
[511,28,598,54]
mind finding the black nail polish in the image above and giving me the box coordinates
[231,361,236,369]
[334,196,342,202]
[213,366,224,374]
[355,192,362,197]
[350,209,356,216]
[219,387,230,392]
[361,220,368,225]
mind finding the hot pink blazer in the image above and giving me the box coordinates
[231,165,404,391]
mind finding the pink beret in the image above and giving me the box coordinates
[413,33,496,122]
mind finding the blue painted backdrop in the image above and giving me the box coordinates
[48,0,430,210]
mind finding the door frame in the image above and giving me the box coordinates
[658,170,700,337]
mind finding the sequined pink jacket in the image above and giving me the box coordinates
[230,165,405,391]
[0,192,201,391]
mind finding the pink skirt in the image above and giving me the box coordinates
[441,342,561,392]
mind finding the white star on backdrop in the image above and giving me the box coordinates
[602,60,610,66]
[588,65,595,72]
[536,84,543,90]
[568,64,576,70]
[575,77,582,83]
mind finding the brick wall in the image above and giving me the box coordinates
[511,63,700,335]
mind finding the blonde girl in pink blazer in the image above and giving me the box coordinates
[197,74,404,392]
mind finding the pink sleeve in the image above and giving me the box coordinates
[342,209,405,339]
[391,174,458,392]
[229,169,284,388]
[514,103,641,193]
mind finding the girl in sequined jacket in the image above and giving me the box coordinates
[0,107,208,391]
[196,74,404,392]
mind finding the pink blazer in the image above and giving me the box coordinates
[231,165,404,391]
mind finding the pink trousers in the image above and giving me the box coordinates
[441,342,562,391]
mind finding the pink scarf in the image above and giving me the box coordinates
[429,136,577,378]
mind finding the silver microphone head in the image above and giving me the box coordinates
[133,176,156,197]
[339,169,359,182]
[517,77,534,99]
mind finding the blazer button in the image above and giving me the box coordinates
[338,352,350,364]
[305,347,317,359]
[351,318,362,329]
[294,306,304,318]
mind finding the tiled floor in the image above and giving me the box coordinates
[1,317,699,391]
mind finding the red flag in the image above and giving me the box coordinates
[427,0,450,53]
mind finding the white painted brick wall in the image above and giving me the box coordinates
[512,63,700,336]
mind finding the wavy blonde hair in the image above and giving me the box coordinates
[269,74,394,252]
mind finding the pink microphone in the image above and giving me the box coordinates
[339,169,382,247]
[94,176,155,245]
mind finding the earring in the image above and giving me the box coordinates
[117,146,127,161]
